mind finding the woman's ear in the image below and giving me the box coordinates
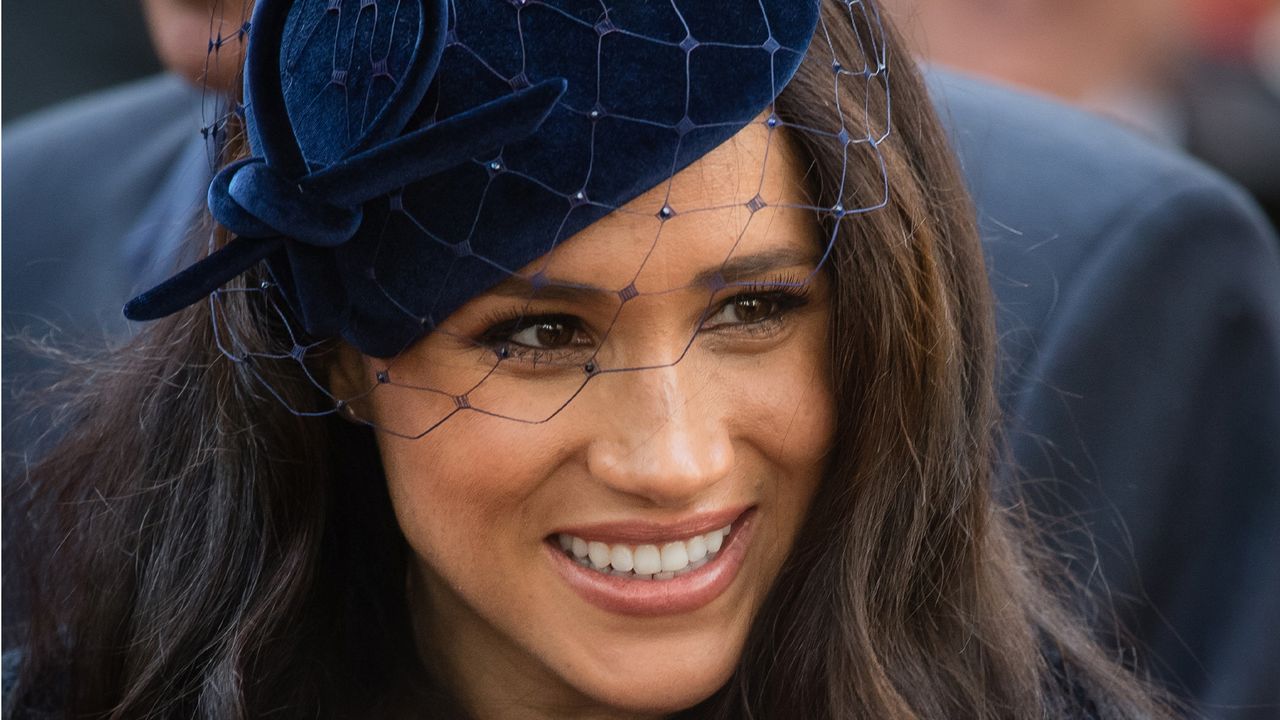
[328,342,372,419]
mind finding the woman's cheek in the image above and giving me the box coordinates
[377,411,568,578]
[737,315,836,471]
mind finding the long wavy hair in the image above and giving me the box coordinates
[6,2,1171,718]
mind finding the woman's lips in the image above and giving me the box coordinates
[546,508,756,617]
[550,505,750,545]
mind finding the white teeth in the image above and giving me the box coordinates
[554,523,734,580]
[610,545,634,572]
[587,541,611,569]
[633,545,662,575]
[687,535,708,563]
[660,542,689,572]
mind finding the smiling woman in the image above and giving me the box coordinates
[340,128,837,715]
[6,1,1171,719]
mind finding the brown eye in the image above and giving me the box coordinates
[509,318,580,349]
[730,297,775,324]
[536,321,576,348]
[704,295,781,328]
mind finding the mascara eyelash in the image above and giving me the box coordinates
[707,275,813,318]
[472,273,813,360]
[728,272,814,298]
[475,311,587,345]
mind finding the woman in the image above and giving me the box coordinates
[6,0,1171,717]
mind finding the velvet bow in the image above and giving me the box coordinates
[123,0,566,323]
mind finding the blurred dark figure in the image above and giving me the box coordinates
[1,0,159,121]
[893,0,1280,228]
[2,0,247,345]
[890,0,1280,716]
[1179,0,1280,228]
[1262,4,1280,93]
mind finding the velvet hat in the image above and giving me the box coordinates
[124,0,832,358]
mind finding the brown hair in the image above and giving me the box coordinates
[6,2,1170,718]
[694,7,1170,716]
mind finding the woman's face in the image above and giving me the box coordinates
[342,123,835,718]
[141,0,249,93]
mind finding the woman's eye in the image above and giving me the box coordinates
[506,318,583,349]
[703,295,783,329]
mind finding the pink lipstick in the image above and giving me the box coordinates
[546,507,756,616]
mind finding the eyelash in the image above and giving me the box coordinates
[473,276,813,366]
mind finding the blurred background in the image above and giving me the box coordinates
[2,0,160,121]
[3,1,1278,717]
[4,0,1278,223]
[887,0,1280,226]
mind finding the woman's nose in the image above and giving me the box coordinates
[584,364,735,506]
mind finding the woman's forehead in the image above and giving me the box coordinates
[522,124,819,294]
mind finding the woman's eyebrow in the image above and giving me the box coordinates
[484,276,617,305]
[485,248,820,302]
[694,248,820,287]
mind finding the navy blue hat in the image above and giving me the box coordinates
[124,0,824,358]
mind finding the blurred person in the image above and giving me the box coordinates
[1186,0,1277,62]
[2,0,249,346]
[1262,2,1280,93]
[141,0,248,96]
[0,0,159,121]
[888,0,1280,715]
[1180,0,1280,229]
[931,73,1280,718]
[3,1,1279,718]
[889,0,1280,227]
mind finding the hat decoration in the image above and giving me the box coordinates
[121,0,892,436]
[123,0,825,358]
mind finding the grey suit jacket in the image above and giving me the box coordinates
[2,75,211,340]
[4,71,1279,718]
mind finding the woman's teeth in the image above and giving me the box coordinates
[556,525,732,579]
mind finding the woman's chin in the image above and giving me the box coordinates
[572,668,733,716]
[554,634,742,716]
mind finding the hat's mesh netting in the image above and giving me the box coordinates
[201,2,254,168]
[198,0,891,439]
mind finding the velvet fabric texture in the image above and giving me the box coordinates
[124,0,821,357]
